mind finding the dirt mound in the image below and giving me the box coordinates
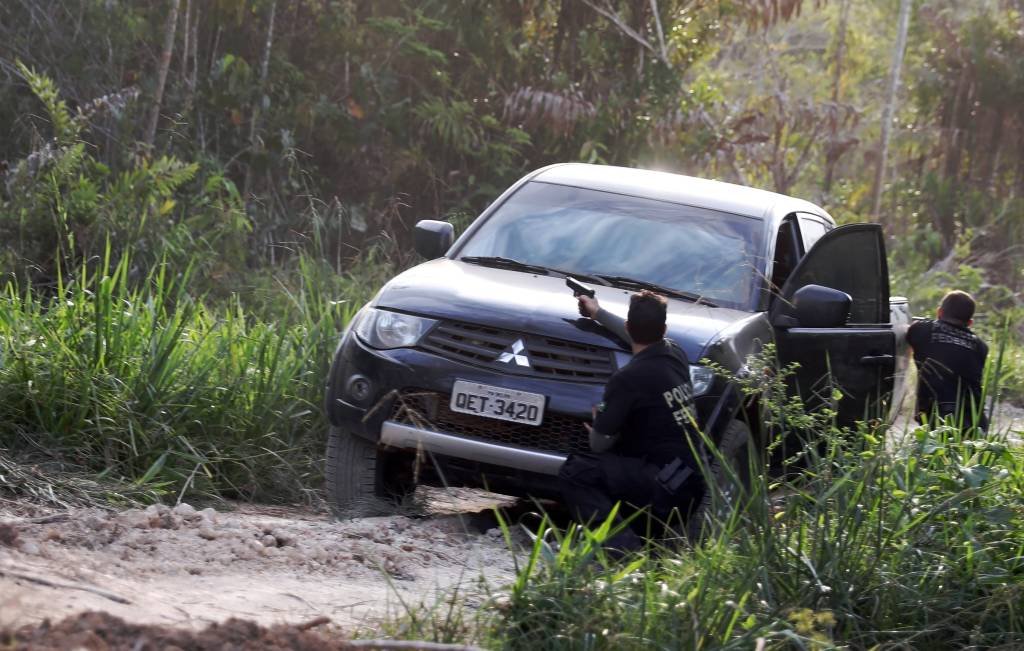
[1,611,348,650]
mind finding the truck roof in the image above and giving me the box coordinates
[532,163,833,224]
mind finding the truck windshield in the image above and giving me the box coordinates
[458,182,765,311]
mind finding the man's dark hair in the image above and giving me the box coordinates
[940,290,976,325]
[626,291,668,345]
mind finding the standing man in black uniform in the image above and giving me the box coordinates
[558,291,704,552]
[907,290,989,433]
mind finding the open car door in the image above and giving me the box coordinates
[770,223,896,426]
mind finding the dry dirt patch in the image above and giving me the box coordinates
[0,488,526,632]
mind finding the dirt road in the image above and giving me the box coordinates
[0,488,528,632]
[2,402,1020,636]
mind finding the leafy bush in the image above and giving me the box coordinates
[1,63,248,289]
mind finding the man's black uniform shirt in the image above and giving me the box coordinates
[907,318,988,423]
[591,339,699,468]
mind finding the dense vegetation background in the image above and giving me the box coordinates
[0,0,1021,497]
[1,2,1023,646]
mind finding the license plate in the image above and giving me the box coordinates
[450,380,545,426]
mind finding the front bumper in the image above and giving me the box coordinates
[326,332,729,484]
[380,420,566,475]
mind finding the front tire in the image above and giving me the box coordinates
[687,419,752,540]
[325,426,416,518]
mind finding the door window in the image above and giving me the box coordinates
[778,224,889,324]
[769,218,802,294]
[797,214,830,251]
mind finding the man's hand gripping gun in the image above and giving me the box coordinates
[566,276,596,298]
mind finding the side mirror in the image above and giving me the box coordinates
[792,284,852,328]
[413,220,454,259]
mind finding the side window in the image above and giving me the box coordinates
[769,217,803,293]
[797,214,830,251]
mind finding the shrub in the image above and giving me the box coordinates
[1,63,248,290]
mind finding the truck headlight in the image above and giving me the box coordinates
[689,365,714,397]
[354,308,437,349]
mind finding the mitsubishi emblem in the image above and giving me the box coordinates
[497,339,531,367]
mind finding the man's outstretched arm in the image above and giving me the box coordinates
[578,295,631,345]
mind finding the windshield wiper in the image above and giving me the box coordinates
[460,256,552,275]
[544,268,611,285]
[595,275,718,307]
[460,257,610,286]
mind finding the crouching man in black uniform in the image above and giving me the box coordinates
[558,291,703,552]
[908,290,990,433]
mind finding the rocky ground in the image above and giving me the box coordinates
[993,401,1024,441]
[0,488,531,636]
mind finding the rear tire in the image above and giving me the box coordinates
[325,426,416,518]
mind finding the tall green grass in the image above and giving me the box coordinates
[0,249,364,501]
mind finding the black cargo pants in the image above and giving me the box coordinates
[558,452,704,552]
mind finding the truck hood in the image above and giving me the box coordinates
[374,259,752,362]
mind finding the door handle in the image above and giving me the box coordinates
[860,354,894,367]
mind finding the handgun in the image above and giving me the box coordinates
[565,276,596,298]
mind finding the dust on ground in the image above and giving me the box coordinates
[889,397,1024,446]
[992,401,1024,439]
[0,487,532,633]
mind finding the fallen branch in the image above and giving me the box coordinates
[295,615,331,631]
[0,567,132,605]
[23,513,71,525]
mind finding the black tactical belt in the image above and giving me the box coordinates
[655,457,693,494]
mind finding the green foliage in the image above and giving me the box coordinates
[2,1,1022,314]
[1,66,248,286]
[0,249,366,501]
[15,62,78,146]
[388,350,1024,648]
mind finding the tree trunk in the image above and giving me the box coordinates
[244,0,278,197]
[869,0,911,221]
[942,68,968,182]
[649,0,668,63]
[181,0,190,87]
[180,0,198,115]
[831,0,849,103]
[823,0,850,193]
[1015,134,1024,198]
[978,110,1003,189]
[554,0,579,76]
[144,0,182,150]
[189,0,199,107]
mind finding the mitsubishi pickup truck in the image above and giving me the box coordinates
[324,163,910,515]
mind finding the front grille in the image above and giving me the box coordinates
[420,320,615,382]
[390,389,590,455]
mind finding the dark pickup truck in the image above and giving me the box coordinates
[324,164,909,515]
